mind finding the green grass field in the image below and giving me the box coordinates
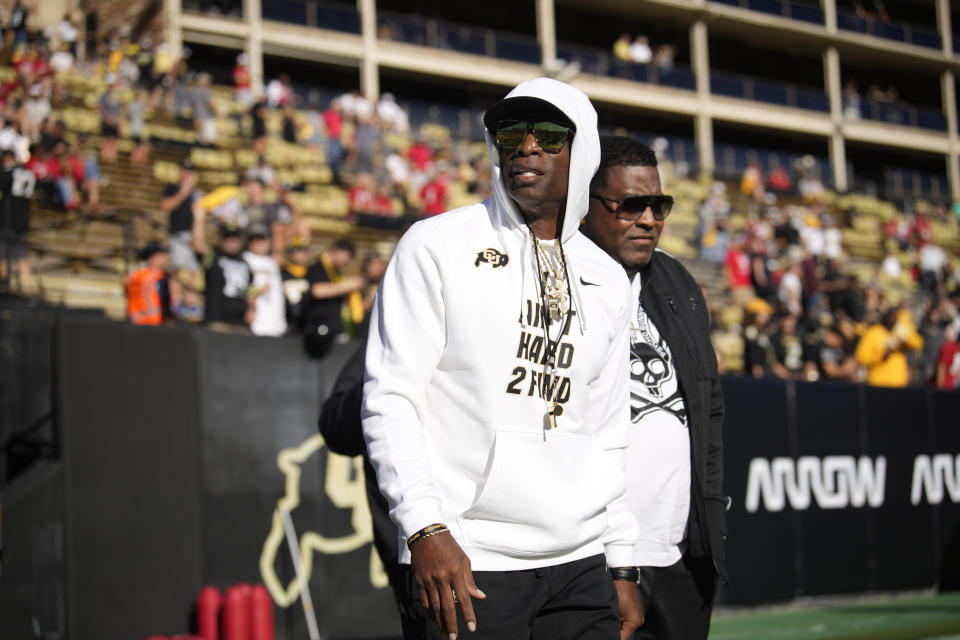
[710,592,960,640]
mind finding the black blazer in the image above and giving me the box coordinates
[639,250,729,584]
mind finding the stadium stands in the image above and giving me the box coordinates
[0,0,957,387]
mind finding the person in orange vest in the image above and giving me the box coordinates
[126,242,170,326]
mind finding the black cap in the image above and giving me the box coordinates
[138,241,167,261]
[483,96,575,134]
[220,226,243,239]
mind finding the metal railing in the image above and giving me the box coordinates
[858,100,947,132]
[379,10,538,63]
[713,142,833,187]
[836,10,941,49]
[557,42,697,90]
[711,0,824,25]
[882,167,951,202]
[260,0,361,34]
[711,71,830,112]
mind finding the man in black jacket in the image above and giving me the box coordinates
[582,136,728,639]
[318,340,425,639]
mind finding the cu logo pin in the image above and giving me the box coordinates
[475,248,509,268]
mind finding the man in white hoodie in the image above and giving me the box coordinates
[363,78,642,640]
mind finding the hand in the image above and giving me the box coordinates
[345,275,367,291]
[411,531,486,638]
[614,579,644,640]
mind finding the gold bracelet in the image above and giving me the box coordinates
[407,523,448,550]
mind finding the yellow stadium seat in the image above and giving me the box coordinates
[235,149,259,168]
[297,165,333,185]
[199,170,239,186]
[215,117,240,137]
[383,132,412,152]
[191,148,234,170]
[153,161,179,184]
[276,169,297,186]
[852,215,881,232]
[307,217,352,234]
[419,123,451,143]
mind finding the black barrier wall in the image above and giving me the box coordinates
[3,314,960,639]
[721,377,960,604]
[1,315,396,640]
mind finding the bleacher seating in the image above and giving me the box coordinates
[11,63,959,339]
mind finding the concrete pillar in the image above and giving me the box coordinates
[936,0,953,57]
[695,113,714,176]
[690,20,714,174]
[536,0,557,66]
[824,47,842,120]
[933,0,954,198]
[823,46,847,191]
[359,0,379,101]
[948,154,960,201]
[821,0,837,34]
[936,0,957,197]
[164,0,182,59]
[943,71,958,140]
[244,0,263,94]
[828,132,848,192]
[943,71,960,199]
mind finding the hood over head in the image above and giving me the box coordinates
[484,77,600,243]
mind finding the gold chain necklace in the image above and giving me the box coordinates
[529,229,572,430]
[532,234,569,323]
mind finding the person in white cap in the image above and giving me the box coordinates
[363,78,642,640]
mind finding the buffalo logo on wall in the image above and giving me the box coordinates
[260,434,389,607]
[475,248,509,268]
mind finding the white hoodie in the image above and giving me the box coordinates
[362,78,638,571]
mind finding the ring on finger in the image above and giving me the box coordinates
[452,589,458,603]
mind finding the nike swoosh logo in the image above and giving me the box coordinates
[579,276,600,286]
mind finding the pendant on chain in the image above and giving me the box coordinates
[546,402,563,430]
[547,294,563,322]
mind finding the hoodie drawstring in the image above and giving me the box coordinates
[556,237,587,335]
[568,266,588,334]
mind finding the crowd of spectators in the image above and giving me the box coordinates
[698,158,960,389]
[2,11,955,388]
[0,7,208,218]
[612,33,677,70]
[236,80,494,224]
[135,149,387,350]
[125,65,497,346]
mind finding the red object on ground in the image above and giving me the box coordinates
[249,585,275,640]
[223,584,253,640]
[197,586,223,640]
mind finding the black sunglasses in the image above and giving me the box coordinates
[494,120,572,153]
[590,193,674,221]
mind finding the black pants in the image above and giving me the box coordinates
[406,554,619,640]
[633,554,717,640]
